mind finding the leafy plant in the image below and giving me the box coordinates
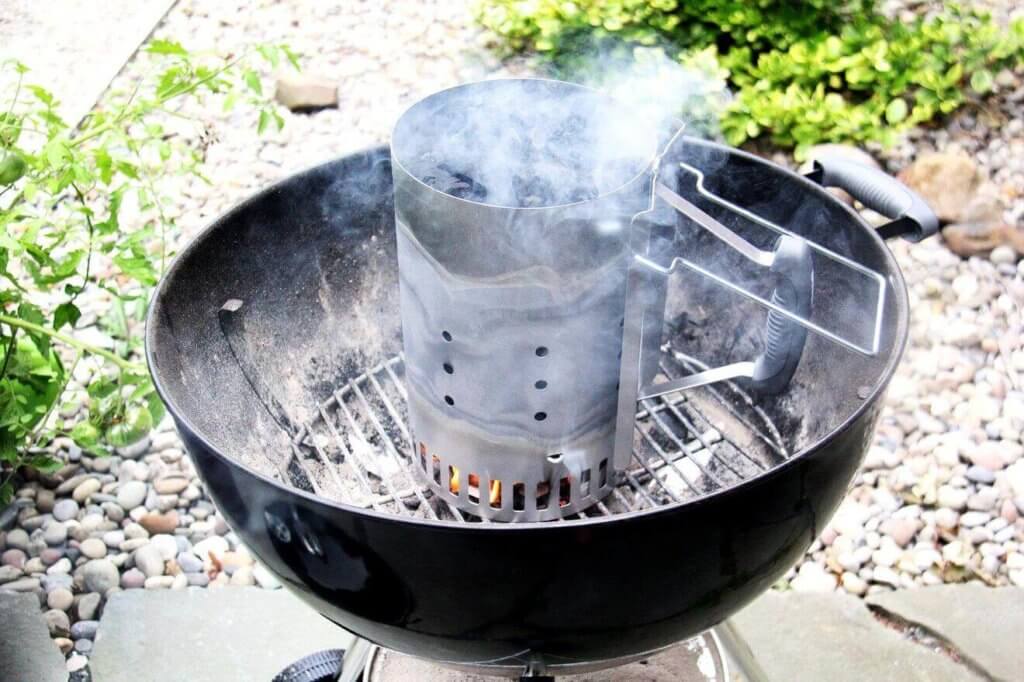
[0,41,297,502]
[474,0,1024,155]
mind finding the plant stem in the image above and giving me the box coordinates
[0,314,143,372]
[30,351,80,450]
[69,183,95,306]
[0,326,16,379]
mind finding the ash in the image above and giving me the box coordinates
[282,353,788,523]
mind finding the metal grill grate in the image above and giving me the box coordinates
[280,352,788,524]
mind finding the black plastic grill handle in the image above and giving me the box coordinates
[810,156,939,243]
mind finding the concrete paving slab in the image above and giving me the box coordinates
[1,0,176,126]
[90,587,356,682]
[729,590,981,682]
[867,585,1024,682]
[0,592,67,682]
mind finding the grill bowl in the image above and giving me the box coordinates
[146,141,909,674]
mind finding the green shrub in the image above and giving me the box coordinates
[0,43,295,502]
[475,0,1024,154]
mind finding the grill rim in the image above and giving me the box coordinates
[144,140,911,532]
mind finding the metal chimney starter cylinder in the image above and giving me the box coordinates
[391,79,660,521]
[390,78,846,521]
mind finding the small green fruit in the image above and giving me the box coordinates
[105,406,153,447]
[0,152,27,185]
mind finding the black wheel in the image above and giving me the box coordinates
[272,649,346,682]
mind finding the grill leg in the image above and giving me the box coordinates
[712,618,771,682]
[271,637,372,682]
[338,638,373,682]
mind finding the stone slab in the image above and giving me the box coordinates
[0,592,68,682]
[729,590,980,681]
[867,585,1024,682]
[90,587,356,682]
[0,0,176,126]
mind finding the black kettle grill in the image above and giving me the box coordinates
[146,131,935,679]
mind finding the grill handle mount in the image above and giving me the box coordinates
[806,155,939,243]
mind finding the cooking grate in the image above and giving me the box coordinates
[276,350,789,524]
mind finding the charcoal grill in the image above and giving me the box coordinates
[147,120,936,679]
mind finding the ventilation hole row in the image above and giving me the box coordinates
[418,443,610,513]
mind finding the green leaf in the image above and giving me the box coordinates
[257,109,271,135]
[27,85,55,107]
[43,140,69,167]
[244,70,263,96]
[94,148,114,185]
[15,302,49,355]
[112,255,158,286]
[970,69,993,93]
[29,454,62,473]
[146,39,188,56]
[282,45,301,70]
[0,112,22,146]
[885,98,908,123]
[53,302,81,331]
[146,392,167,427]
[70,421,101,448]
[257,45,281,69]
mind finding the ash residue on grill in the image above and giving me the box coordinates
[283,353,788,523]
[393,80,655,209]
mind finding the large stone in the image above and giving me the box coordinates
[117,480,148,510]
[133,544,166,578]
[78,591,102,621]
[139,510,179,535]
[72,476,102,503]
[83,559,120,594]
[43,608,70,637]
[867,585,1024,682]
[91,588,355,682]
[274,72,338,111]
[0,593,67,682]
[941,189,1014,258]
[729,590,981,681]
[899,152,982,223]
[153,476,190,495]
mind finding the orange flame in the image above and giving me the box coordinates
[450,467,501,505]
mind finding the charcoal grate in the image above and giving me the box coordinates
[278,350,788,524]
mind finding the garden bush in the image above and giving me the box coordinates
[0,42,295,501]
[475,0,1024,154]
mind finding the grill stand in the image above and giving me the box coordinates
[273,622,775,681]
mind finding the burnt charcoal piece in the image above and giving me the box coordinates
[423,162,488,202]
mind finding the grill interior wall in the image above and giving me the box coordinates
[148,144,905,522]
